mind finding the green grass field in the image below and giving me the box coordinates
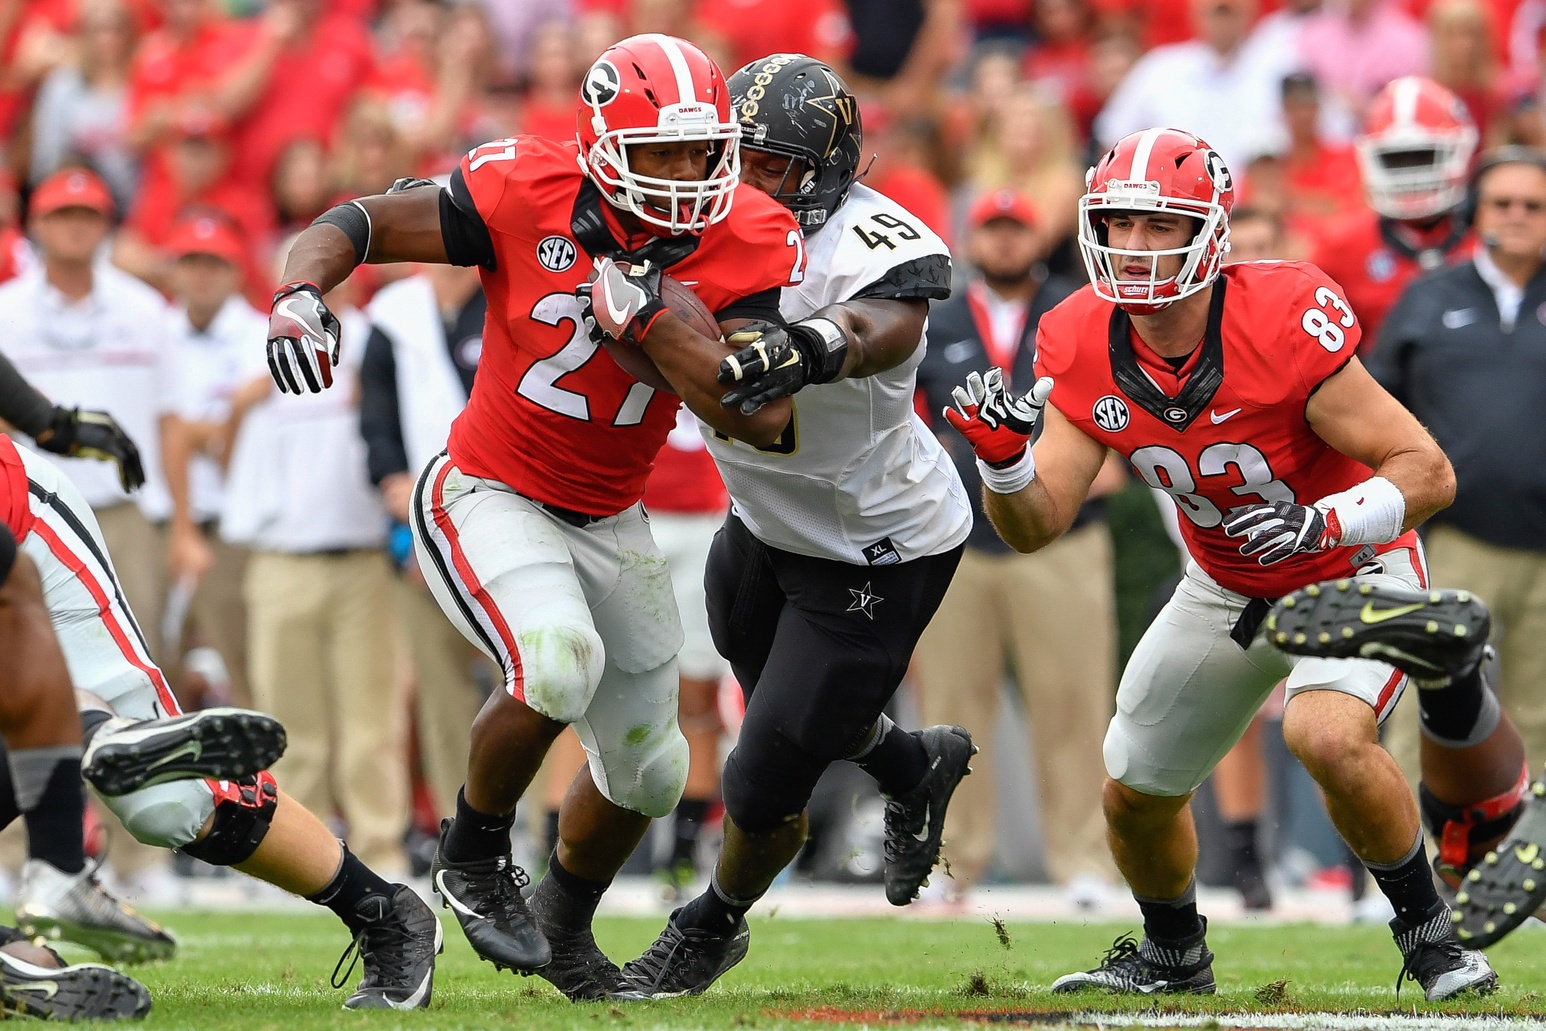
[65,911,1546,1030]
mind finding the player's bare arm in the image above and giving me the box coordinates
[1304,357,1456,529]
[944,369,1106,553]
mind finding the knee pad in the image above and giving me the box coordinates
[179,771,278,866]
[100,778,217,850]
[721,735,826,833]
[516,624,605,724]
[1421,763,1530,885]
[594,724,689,820]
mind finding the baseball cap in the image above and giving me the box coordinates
[968,188,1038,229]
[30,168,114,218]
[164,214,245,266]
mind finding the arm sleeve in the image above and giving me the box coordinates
[441,168,498,270]
[852,254,953,301]
[358,327,410,485]
[0,352,55,437]
[715,287,784,325]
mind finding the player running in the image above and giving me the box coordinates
[266,34,805,1002]
[947,127,1496,1001]
[617,53,968,997]
[1311,76,1476,344]
[0,356,439,1009]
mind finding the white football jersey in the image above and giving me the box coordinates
[702,184,971,565]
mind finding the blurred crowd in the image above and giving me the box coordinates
[0,0,1540,908]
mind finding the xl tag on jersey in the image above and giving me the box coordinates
[862,537,901,566]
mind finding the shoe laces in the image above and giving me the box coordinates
[881,794,926,863]
[332,913,414,990]
[1097,933,1144,971]
[1394,935,1467,997]
[474,856,531,924]
[626,923,692,992]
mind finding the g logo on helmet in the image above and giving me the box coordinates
[1203,150,1232,194]
[582,61,621,108]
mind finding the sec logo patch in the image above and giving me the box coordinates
[1093,395,1129,432]
[537,236,577,273]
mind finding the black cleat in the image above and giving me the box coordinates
[1051,921,1216,995]
[1394,909,1497,1000]
[882,725,976,906]
[430,819,550,973]
[334,885,443,1010]
[0,948,151,1020]
[1452,774,1546,948]
[620,909,749,998]
[527,877,643,1002]
[1265,581,1489,684]
[82,708,287,796]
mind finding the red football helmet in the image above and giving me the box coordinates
[1357,76,1477,221]
[1078,128,1234,313]
[577,33,741,236]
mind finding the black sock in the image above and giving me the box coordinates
[671,798,710,867]
[541,851,610,928]
[20,755,86,874]
[1222,819,1258,864]
[443,787,515,863]
[1417,662,1494,743]
[1135,880,1204,942]
[678,876,758,934]
[543,809,560,861]
[307,844,397,934]
[78,709,114,749]
[850,720,929,796]
[1367,835,1444,928]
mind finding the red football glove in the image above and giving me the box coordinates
[943,368,1052,465]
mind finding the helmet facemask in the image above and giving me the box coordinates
[1356,129,1476,220]
[1078,190,1230,314]
[586,110,742,235]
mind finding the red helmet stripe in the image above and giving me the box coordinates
[639,32,698,107]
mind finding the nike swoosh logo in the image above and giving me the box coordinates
[275,297,317,336]
[912,802,931,842]
[1210,408,1242,424]
[435,871,485,921]
[602,284,634,327]
[1359,601,1425,624]
[147,740,202,770]
[8,980,58,999]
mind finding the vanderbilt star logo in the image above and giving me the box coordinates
[847,582,883,620]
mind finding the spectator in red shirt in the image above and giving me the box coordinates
[862,104,955,246]
[517,19,581,144]
[1275,71,1364,242]
[693,0,852,71]
[1023,0,1104,135]
[370,1,495,172]
[0,0,77,145]
[226,0,376,190]
[270,137,330,240]
[114,109,273,299]
[0,170,30,284]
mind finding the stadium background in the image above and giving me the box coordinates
[0,0,1519,915]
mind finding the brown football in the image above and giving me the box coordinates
[599,274,725,395]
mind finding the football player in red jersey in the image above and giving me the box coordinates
[266,34,805,1001]
[946,127,1502,1000]
[1310,77,1477,345]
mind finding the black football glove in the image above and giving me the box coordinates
[267,281,342,394]
[34,406,145,492]
[575,257,668,347]
[718,318,848,414]
[1223,501,1335,566]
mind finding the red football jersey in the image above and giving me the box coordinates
[446,137,804,516]
[1035,261,1417,598]
[0,435,35,543]
[1310,210,1472,346]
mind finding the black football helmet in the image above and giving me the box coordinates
[727,53,863,229]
